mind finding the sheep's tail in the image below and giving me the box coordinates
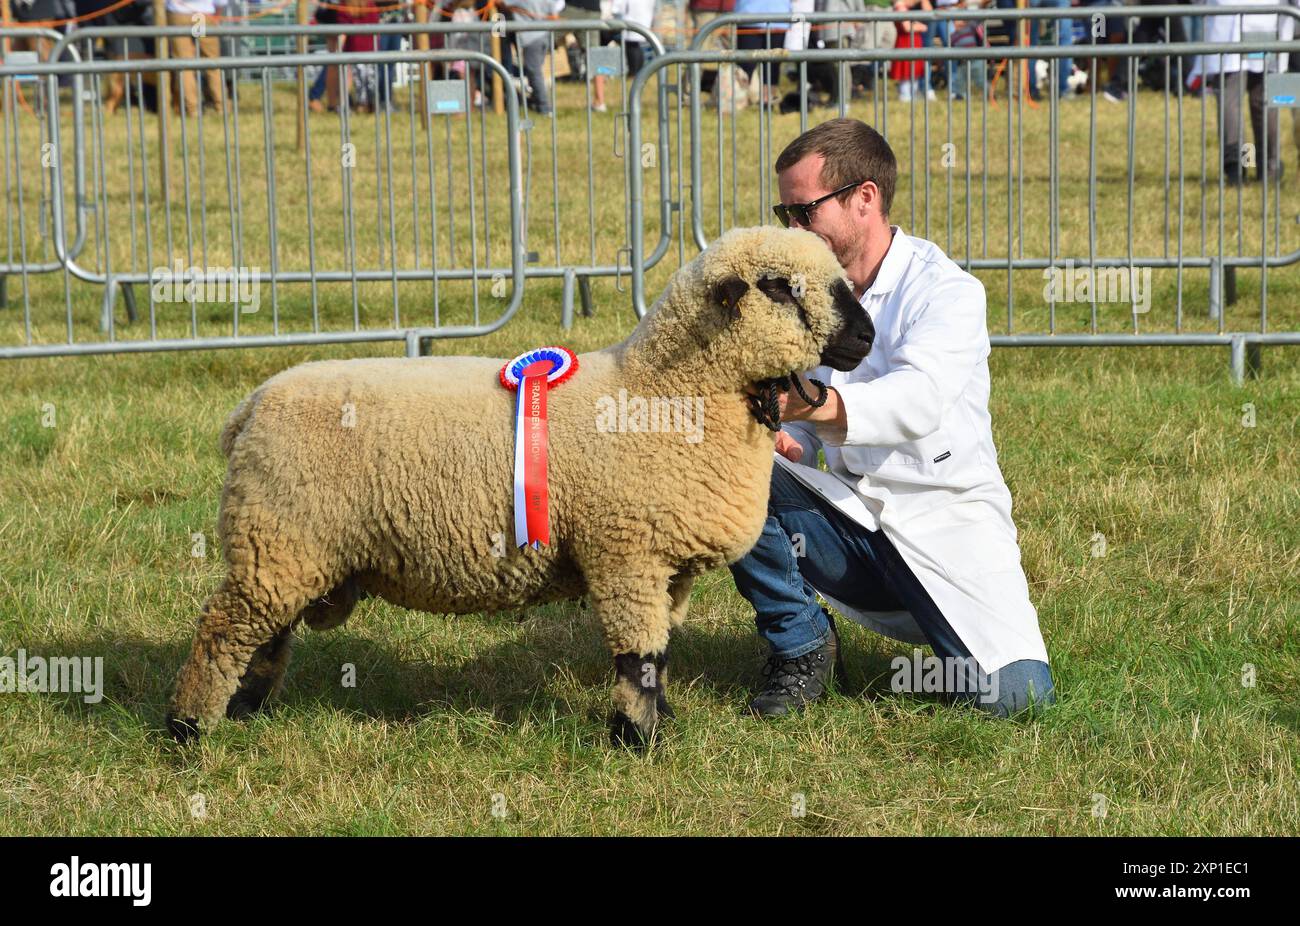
[219,389,261,458]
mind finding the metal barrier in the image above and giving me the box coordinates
[74,19,670,332]
[0,18,681,358]
[627,6,1300,381]
[3,8,1298,379]
[0,29,89,311]
[0,45,525,358]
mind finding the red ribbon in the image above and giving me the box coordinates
[517,360,551,547]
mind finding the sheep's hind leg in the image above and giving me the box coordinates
[225,626,295,719]
[300,577,361,631]
[224,579,358,720]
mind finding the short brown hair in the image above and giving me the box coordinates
[775,118,897,219]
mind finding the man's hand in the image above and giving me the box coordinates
[745,374,848,446]
[774,430,804,462]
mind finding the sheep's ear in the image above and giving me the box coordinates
[711,276,749,320]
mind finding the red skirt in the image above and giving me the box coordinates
[889,29,926,82]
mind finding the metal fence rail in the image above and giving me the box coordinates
[627,7,1300,381]
[0,46,526,358]
[0,18,682,358]
[1,8,1297,382]
[55,20,674,328]
[0,28,89,311]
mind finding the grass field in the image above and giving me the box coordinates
[1,73,1298,835]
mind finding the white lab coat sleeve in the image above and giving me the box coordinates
[830,274,989,448]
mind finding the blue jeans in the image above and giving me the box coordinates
[1030,0,1074,97]
[729,465,1056,718]
[930,18,954,92]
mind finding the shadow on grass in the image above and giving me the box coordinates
[24,601,955,743]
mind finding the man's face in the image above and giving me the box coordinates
[776,154,871,270]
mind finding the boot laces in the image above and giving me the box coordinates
[760,651,826,696]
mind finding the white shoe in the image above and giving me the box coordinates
[926,89,937,101]
[591,102,607,113]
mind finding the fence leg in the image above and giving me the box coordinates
[99,279,118,334]
[121,282,138,324]
[405,331,421,358]
[561,267,576,330]
[578,275,593,317]
[0,274,6,309]
[1228,336,1260,385]
[1246,341,1262,380]
[1209,260,1221,321]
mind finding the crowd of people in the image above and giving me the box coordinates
[5,0,1296,179]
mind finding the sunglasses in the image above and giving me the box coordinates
[773,180,867,228]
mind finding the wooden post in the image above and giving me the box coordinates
[489,0,503,115]
[415,0,430,118]
[1,0,11,114]
[1016,0,1032,106]
[296,0,309,150]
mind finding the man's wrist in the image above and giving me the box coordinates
[806,386,848,443]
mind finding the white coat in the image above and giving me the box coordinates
[1188,0,1294,81]
[778,227,1049,674]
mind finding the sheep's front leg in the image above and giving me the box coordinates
[586,564,674,749]
[611,651,670,747]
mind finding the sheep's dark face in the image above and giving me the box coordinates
[701,227,874,385]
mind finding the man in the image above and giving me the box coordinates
[1188,0,1293,185]
[165,0,226,116]
[729,118,1055,719]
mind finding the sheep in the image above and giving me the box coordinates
[166,226,874,748]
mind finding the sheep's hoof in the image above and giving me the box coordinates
[166,713,201,744]
[609,711,651,751]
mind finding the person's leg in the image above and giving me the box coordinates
[932,19,953,94]
[625,41,645,80]
[859,529,1055,716]
[1247,71,1280,180]
[1217,68,1244,183]
[732,467,1055,717]
[1027,1,1044,99]
[733,468,979,670]
[310,64,328,102]
[378,32,402,107]
[1103,24,1129,98]
[735,30,761,82]
[729,467,879,660]
[980,659,1056,718]
[693,10,720,95]
[198,32,224,111]
[1054,1,1073,96]
[166,11,200,115]
[524,40,552,113]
